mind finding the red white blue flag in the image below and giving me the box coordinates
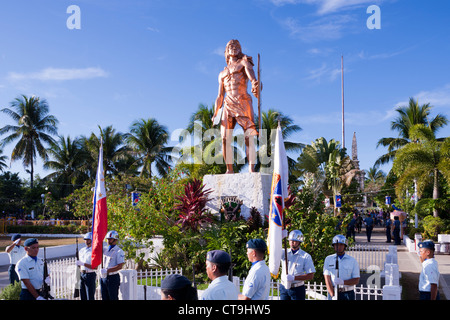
[91,139,108,269]
[268,124,289,278]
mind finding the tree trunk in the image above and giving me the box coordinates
[30,161,34,189]
[433,168,439,217]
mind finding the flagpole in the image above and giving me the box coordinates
[277,119,289,277]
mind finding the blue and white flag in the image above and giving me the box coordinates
[267,124,289,278]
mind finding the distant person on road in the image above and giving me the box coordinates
[385,218,392,243]
[364,214,374,242]
[5,234,26,284]
[393,216,401,245]
[418,240,440,300]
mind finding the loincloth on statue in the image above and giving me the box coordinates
[221,94,258,136]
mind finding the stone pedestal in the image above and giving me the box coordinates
[203,172,272,219]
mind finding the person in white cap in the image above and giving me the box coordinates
[76,232,96,300]
[100,230,125,300]
[280,230,315,300]
[323,235,360,300]
[5,234,26,284]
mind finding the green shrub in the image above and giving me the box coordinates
[0,281,21,300]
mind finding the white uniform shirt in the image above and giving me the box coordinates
[15,255,44,290]
[242,260,270,300]
[281,248,315,286]
[8,245,26,265]
[419,258,439,292]
[201,275,239,300]
[79,246,95,272]
[323,253,360,290]
[103,245,125,274]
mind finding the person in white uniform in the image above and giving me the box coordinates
[202,250,239,300]
[323,235,360,300]
[76,232,96,300]
[15,238,51,300]
[238,239,270,300]
[100,230,125,300]
[418,240,440,300]
[5,234,26,284]
[280,230,315,300]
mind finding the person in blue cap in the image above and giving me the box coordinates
[238,238,270,300]
[15,238,51,300]
[5,234,26,284]
[418,240,440,300]
[161,274,198,300]
[201,250,239,300]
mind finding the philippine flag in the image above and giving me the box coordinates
[267,124,289,278]
[91,139,108,269]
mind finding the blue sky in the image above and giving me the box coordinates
[0,0,449,181]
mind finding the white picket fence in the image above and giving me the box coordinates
[47,243,397,300]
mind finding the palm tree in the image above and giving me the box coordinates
[376,98,448,166]
[126,118,171,178]
[295,137,358,214]
[0,148,8,172]
[43,135,88,198]
[255,109,303,176]
[365,164,386,185]
[180,103,242,176]
[0,95,58,187]
[393,124,450,217]
[81,125,129,179]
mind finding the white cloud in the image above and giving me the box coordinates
[279,14,355,42]
[7,67,109,81]
[305,62,342,83]
[270,0,384,15]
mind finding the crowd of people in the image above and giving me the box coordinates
[341,209,404,245]
[5,227,440,301]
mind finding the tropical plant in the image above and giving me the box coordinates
[392,124,450,217]
[126,118,171,178]
[175,178,213,232]
[376,98,448,166]
[0,95,58,187]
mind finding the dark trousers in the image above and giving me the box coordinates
[393,228,401,245]
[366,226,373,242]
[19,289,41,300]
[80,272,97,300]
[338,290,355,300]
[279,284,306,300]
[8,264,19,284]
[419,291,440,300]
[386,229,392,242]
[100,273,120,300]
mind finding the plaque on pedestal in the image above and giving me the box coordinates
[203,172,272,220]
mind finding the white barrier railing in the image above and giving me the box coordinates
[347,244,389,272]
